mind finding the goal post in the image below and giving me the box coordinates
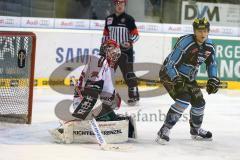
[0,31,36,124]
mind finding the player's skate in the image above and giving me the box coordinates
[127,87,140,106]
[190,127,212,141]
[127,97,139,106]
[156,125,170,145]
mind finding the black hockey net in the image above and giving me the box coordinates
[0,32,36,124]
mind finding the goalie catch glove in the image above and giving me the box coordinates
[206,77,220,94]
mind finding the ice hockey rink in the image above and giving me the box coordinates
[0,87,240,160]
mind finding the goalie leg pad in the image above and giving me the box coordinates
[48,128,65,143]
[61,120,130,144]
[116,114,137,138]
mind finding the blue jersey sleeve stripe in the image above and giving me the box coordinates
[174,35,192,48]
[177,35,194,50]
[166,48,183,80]
[165,35,194,80]
[206,45,218,78]
[208,63,218,78]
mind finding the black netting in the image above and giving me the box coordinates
[0,34,33,124]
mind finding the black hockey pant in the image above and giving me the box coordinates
[159,67,206,129]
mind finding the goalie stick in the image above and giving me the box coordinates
[89,118,133,151]
[70,76,132,152]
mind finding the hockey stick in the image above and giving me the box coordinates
[89,118,133,151]
[70,76,132,151]
[137,77,228,89]
[89,118,124,151]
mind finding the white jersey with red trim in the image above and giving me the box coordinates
[80,54,115,95]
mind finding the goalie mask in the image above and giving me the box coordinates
[102,40,121,68]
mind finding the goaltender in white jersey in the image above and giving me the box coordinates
[50,40,136,144]
[73,52,118,117]
[72,39,122,121]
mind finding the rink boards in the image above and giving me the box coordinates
[0,27,239,89]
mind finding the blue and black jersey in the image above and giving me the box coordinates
[163,34,218,81]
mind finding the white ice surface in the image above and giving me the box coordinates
[0,88,240,160]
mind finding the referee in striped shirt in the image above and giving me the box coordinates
[101,0,140,105]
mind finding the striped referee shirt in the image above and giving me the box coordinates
[102,12,139,45]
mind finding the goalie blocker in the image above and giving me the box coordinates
[49,115,137,144]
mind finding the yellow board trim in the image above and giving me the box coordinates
[0,78,239,90]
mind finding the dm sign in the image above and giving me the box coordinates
[181,1,240,27]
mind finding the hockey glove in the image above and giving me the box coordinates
[173,76,184,93]
[206,77,220,94]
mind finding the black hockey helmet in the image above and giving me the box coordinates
[193,17,210,31]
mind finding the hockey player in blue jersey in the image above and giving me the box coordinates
[156,17,220,144]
